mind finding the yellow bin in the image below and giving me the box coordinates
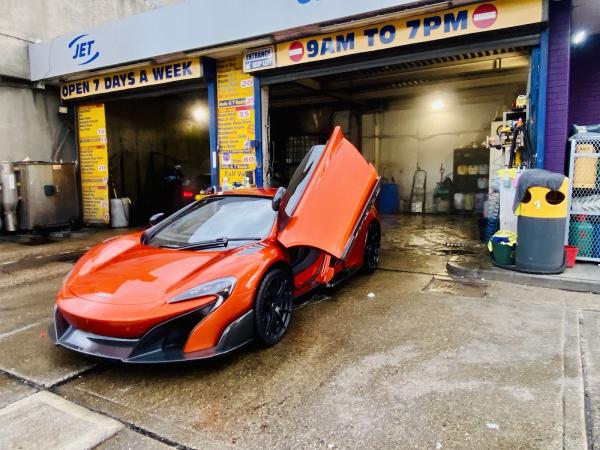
[516,177,568,273]
[518,178,569,219]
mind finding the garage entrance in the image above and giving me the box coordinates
[267,46,529,210]
[264,46,531,251]
[103,89,211,225]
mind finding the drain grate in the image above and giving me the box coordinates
[422,276,487,298]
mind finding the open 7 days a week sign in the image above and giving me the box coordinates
[61,57,202,100]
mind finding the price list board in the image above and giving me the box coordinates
[77,104,110,224]
[216,56,257,186]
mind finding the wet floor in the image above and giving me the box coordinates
[0,214,597,449]
[381,214,483,256]
[378,214,484,276]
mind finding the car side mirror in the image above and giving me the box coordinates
[272,187,286,211]
[149,212,165,226]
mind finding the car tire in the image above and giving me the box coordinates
[253,267,294,347]
[363,221,381,274]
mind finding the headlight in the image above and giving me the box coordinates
[169,276,237,309]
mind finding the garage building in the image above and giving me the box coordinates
[26,0,591,236]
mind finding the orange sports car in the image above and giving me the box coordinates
[51,127,381,363]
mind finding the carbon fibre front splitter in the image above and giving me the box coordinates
[51,306,255,364]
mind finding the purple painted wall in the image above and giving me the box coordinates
[544,0,571,173]
[569,33,600,126]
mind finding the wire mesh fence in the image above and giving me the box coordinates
[567,137,600,262]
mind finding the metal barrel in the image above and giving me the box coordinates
[0,162,18,231]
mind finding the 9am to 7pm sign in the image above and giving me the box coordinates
[61,57,202,100]
[268,0,542,70]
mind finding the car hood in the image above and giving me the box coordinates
[68,235,240,306]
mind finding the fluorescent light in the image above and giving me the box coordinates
[572,30,587,45]
[432,99,445,111]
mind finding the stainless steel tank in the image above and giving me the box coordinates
[0,162,18,231]
[13,162,79,230]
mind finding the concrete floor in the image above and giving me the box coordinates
[0,215,598,449]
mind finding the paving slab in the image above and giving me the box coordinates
[0,372,36,408]
[57,270,581,449]
[95,429,172,450]
[0,319,96,388]
[580,310,600,447]
[0,275,63,335]
[0,391,123,450]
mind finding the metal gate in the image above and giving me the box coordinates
[565,136,600,262]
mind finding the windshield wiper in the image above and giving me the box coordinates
[159,237,263,251]
[226,237,263,241]
[160,237,228,250]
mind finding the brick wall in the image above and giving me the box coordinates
[569,33,600,127]
[544,0,571,173]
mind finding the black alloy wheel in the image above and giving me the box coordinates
[254,268,294,347]
[363,221,381,273]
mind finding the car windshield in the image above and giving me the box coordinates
[148,196,276,248]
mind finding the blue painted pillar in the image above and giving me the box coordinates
[253,77,264,187]
[535,29,549,169]
[203,57,219,187]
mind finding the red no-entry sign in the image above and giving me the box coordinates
[472,4,498,29]
[288,41,305,62]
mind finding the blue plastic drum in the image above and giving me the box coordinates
[379,183,399,214]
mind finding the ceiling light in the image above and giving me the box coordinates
[191,105,208,123]
[572,30,587,45]
[432,99,445,111]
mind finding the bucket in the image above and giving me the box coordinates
[110,198,130,228]
[454,193,464,210]
[564,245,578,268]
[492,241,515,265]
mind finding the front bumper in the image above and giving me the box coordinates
[51,305,255,363]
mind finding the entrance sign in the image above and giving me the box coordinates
[248,0,542,71]
[77,104,110,224]
[243,46,275,72]
[216,56,257,187]
[61,57,202,100]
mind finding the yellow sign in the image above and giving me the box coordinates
[77,104,110,224]
[81,183,110,224]
[216,55,256,186]
[61,57,202,100]
[269,0,542,69]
